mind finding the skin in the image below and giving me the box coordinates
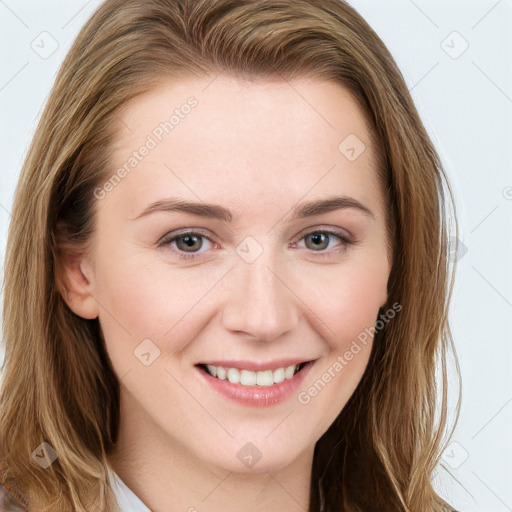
[60,74,391,512]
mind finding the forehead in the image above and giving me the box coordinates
[105,75,385,220]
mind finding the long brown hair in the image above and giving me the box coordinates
[1,1,461,510]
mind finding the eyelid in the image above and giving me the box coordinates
[290,225,353,246]
[157,224,355,262]
[157,227,213,246]
[158,225,353,246]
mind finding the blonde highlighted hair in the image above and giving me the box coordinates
[1,0,460,510]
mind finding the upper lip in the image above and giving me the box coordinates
[195,358,313,372]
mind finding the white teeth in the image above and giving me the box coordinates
[240,369,257,386]
[204,364,302,386]
[272,367,285,383]
[256,370,274,386]
[227,368,240,384]
[284,365,296,379]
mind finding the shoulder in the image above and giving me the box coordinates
[0,481,27,511]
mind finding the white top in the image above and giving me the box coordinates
[109,469,152,512]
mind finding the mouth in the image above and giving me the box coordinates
[195,359,315,407]
[195,361,311,387]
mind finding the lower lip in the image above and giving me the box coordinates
[196,362,314,407]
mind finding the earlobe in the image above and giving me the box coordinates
[57,249,99,320]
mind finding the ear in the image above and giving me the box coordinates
[56,244,99,320]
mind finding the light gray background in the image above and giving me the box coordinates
[1,1,511,510]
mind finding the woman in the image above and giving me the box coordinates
[0,0,461,510]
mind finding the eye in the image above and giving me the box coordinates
[292,228,353,258]
[158,227,354,261]
[157,230,214,260]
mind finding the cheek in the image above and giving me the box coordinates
[92,244,228,361]
[305,254,389,349]
[295,266,385,437]
[293,253,386,399]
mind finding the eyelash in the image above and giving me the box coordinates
[157,228,354,261]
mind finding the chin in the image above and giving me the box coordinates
[198,433,310,474]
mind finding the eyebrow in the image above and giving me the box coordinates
[133,195,375,222]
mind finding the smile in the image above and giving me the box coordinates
[195,360,315,407]
[199,363,306,386]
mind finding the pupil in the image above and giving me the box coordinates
[180,235,201,251]
[309,233,328,250]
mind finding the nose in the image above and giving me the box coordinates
[221,253,299,342]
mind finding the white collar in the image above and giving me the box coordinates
[108,468,152,512]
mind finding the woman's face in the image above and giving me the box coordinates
[71,75,391,473]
